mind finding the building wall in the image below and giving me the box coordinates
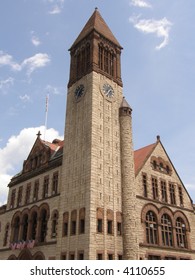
[135,142,195,259]
[0,165,62,260]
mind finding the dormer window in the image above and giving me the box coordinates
[153,160,157,170]
[159,162,164,171]
[151,157,172,175]
[166,165,170,174]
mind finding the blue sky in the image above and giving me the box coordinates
[0,0,195,205]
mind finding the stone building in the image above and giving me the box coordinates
[0,9,195,260]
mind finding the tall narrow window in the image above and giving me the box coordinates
[33,180,39,201]
[97,208,104,233]
[116,212,122,236]
[178,186,183,206]
[176,218,187,248]
[109,51,114,76]
[71,210,77,235]
[43,176,49,198]
[51,210,58,238]
[31,212,38,240]
[145,211,158,244]
[104,48,109,73]
[52,172,58,195]
[142,174,148,197]
[76,52,81,78]
[81,47,86,73]
[3,224,9,247]
[10,189,16,208]
[17,186,23,207]
[169,183,176,205]
[63,212,69,236]
[86,43,90,69]
[40,209,48,242]
[25,183,31,204]
[99,44,103,70]
[161,214,173,247]
[161,180,167,202]
[22,214,28,241]
[13,217,20,242]
[107,209,114,235]
[152,177,158,200]
[79,208,85,234]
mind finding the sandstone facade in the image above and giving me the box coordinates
[0,9,195,260]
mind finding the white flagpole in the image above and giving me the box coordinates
[44,94,49,141]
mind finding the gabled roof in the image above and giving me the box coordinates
[70,8,122,49]
[134,142,157,175]
[134,137,193,203]
[41,139,64,158]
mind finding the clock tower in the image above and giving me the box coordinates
[58,8,138,260]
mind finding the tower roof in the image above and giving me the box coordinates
[120,97,132,110]
[70,8,122,49]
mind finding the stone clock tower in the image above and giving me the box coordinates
[57,8,138,260]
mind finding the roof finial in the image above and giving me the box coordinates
[156,135,160,142]
[37,131,41,138]
[95,7,98,11]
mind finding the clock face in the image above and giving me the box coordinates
[102,83,114,98]
[75,84,85,100]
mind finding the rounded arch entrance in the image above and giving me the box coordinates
[8,249,45,260]
[18,249,32,260]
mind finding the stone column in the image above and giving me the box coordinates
[119,97,138,259]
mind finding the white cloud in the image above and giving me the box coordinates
[22,53,50,75]
[130,16,172,49]
[46,84,61,95]
[49,5,61,14]
[47,0,65,14]
[0,51,50,75]
[0,126,63,206]
[0,51,21,71]
[130,0,152,8]
[19,94,31,103]
[0,77,14,93]
[31,35,41,47]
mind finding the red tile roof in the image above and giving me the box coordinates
[134,143,157,175]
[43,137,157,175]
[70,8,122,49]
[42,139,64,155]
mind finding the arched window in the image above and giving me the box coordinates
[161,214,173,246]
[104,47,109,73]
[13,216,20,242]
[22,214,28,241]
[40,209,48,242]
[109,51,114,76]
[145,211,158,244]
[176,217,187,248]
[31,211,38,240]
[86,43,90,68]
[98,44,104,70]
[81,47,86,73]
